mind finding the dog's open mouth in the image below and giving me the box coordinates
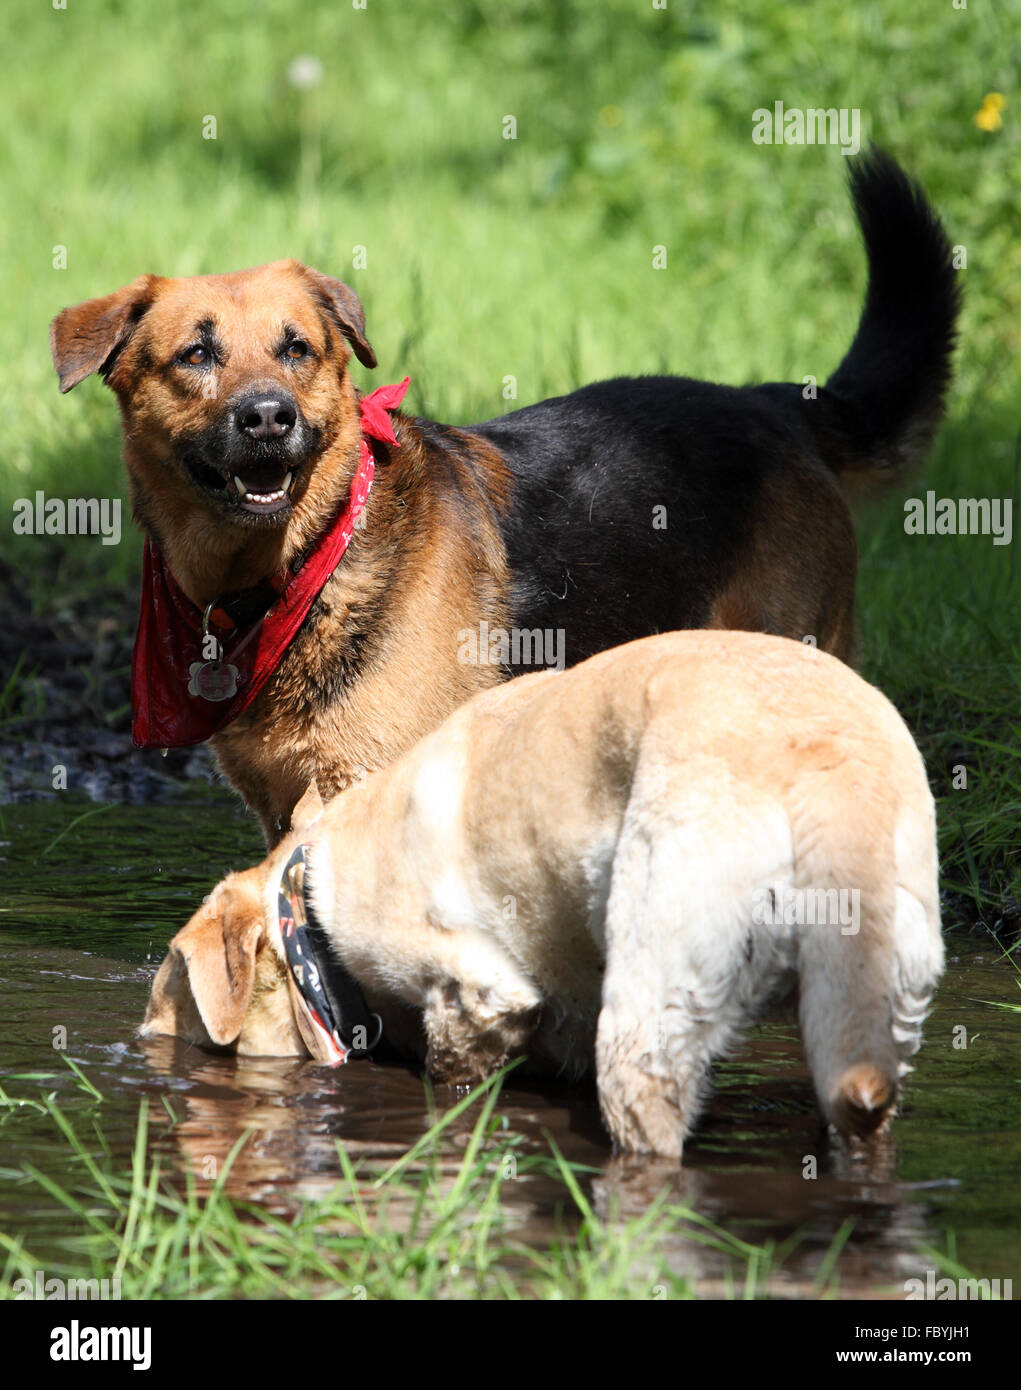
[184,456,298,517]
[228,469,294,514]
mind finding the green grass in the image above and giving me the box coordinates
[2,1063,1008,1301]
[0,1070,781,1301]
[5,3,1019,520]
[0,1065,936,1301]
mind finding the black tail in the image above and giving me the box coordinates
[822,148,961,484]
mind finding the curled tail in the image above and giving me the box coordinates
[758,149,961,499]
[825,148,961,479]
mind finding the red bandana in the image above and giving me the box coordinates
[131,378,410,749]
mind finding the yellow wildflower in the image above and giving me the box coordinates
[974,92,1006,131]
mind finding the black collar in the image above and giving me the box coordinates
[278,843,382,1063]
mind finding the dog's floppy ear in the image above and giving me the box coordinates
[50,274,159,393]
[291,779,324,833]
[142,868,266,1047]
[300,265,377,369]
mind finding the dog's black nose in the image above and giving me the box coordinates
[234,394,298,441]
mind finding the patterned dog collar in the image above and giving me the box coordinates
[278,843,383,1064]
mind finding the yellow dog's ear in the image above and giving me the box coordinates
[142,868,266,1047]
[291,779,324,833]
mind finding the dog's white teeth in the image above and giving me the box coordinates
[235,476,288,504]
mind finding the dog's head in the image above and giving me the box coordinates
[140,858,344,1064]
[141,865,301,1058]
[50,261,376,532]
[141,784,335,1060]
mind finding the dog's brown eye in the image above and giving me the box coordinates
[286,340,309,360]
[180,345,207,366]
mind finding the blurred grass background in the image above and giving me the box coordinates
[2,0,1019,917]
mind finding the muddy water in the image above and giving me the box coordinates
[1,796,1018,1297]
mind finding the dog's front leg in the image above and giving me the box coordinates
[419,940,542,1085]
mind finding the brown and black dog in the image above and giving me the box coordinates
[51,151,959,845]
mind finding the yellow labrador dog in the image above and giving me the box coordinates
[142,631,943,1157]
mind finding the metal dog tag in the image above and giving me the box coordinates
[189,603,241,701]
[188,659,239,701]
